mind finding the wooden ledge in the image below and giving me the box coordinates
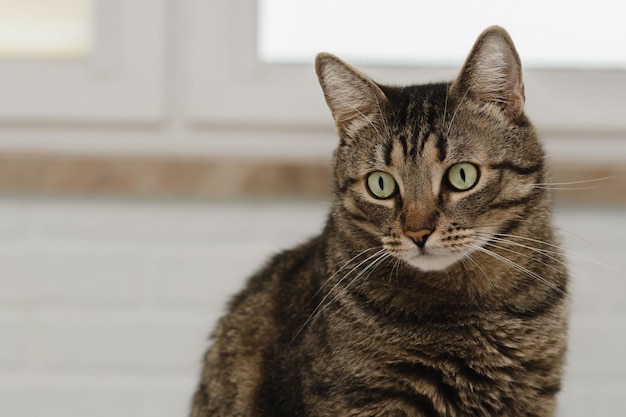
[0,152,623,204]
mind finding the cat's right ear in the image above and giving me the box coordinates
[315,53,388,136]
[451,26,525,120]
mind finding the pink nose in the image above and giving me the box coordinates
[405,229,432,248]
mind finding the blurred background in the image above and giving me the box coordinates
[0,1,624,416]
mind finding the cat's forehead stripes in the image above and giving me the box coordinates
[379,85,450,165]
[382,130,447,168]
[383,138,394,166]
[435,134,448,162]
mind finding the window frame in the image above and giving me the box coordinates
[0,0,166,123]
[189,0,626,135]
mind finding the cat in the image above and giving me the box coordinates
[190,26,569,417]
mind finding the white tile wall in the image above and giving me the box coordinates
[0,197,623,417]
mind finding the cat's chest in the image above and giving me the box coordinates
[322,302,516,366]
[379,317,519,367]
[316,316,537,415]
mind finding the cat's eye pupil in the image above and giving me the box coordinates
[447,163,479,191]
[366,172,397,200]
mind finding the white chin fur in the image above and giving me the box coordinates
[403,252,465,272]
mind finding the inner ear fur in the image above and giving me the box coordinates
[451,26,525,119]
[315,53,389,134]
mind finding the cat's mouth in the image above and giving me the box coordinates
[399,246,466,272]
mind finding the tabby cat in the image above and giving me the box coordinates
[191,26,569,417]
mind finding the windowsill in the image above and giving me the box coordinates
[0,148,623,205]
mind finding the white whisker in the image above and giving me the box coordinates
[313,247,379,298]
[483,239,567,276]
[293,248,387,341]
[459,248,490,283]
[530,176,615,191]
[337,251,392,301]
[532,176,615,187]
[446,80,473,137]
[389,256,403,288]
[533,185,601,191]
[468,243,567,296]
[475,233,568,265]
[494,232,619,272]
[474,220,615,269]
[373,92,391,139]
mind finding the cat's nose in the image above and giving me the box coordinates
[405,229,432,248]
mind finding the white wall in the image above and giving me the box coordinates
[0,198,624,416]
[0,198,327,416]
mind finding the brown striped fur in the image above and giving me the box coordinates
[191,26,568,417]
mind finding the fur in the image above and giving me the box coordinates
[191,26,568,417]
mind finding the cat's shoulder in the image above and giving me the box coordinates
[228,235,324,309]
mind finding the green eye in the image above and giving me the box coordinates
[447,163,479,191]
[366,172,397,199]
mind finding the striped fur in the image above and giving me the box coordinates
[191,26,568,417]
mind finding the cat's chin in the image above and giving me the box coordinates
[402,252,464,272]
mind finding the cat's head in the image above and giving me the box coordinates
[316,26,547,272]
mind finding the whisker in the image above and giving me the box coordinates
[313,247,379,297]
[442,82,450,132]
[394,257,403,287]
[529,176,615,191]
[459,249,491,283]
[446,81,473,137]
[340,251,392,299]
[313,248,386,315]
[389,256,402,288]
[471,224,620,275]
[480,235,614,286]
[475,233,568,263]
[532,176,615,187]
[293,248,387,341]
[373,92,391,140]
[473,220,614,267]
[337,251,391,297]
[532,185,602,191]
[468,243,568,296]
[483,239,567,276]
[493,232,619,272]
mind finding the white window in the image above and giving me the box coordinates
[0,1,621,157]
[0,0,92,58]
[259,0,626,69]
[0,0,165,123]
[189,0,626,135]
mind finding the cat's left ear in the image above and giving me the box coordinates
[452,26,525,119]
[316,53,388,136]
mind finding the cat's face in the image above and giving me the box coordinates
[317,27,546,272]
